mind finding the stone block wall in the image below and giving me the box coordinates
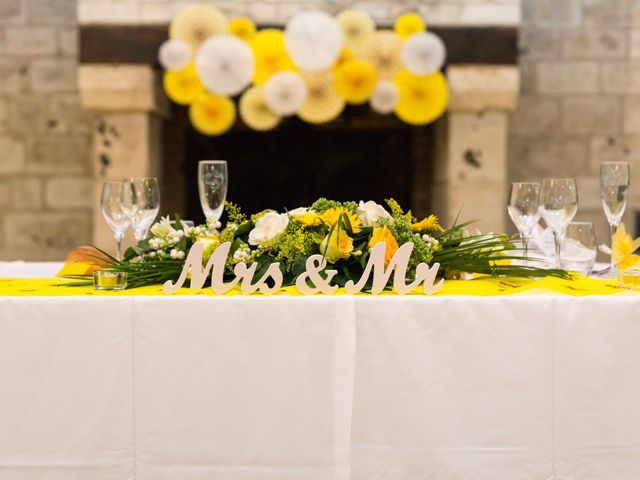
[510,0,640,246]
[0,0,92,260]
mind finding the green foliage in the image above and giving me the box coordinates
[224,201,247,225]
[263,220,324,271]
[310,198,357,213]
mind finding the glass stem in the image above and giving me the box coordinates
[553,230,562,269]
[115,232,124,261]
[522,236,529,265]
[610,222,617,272]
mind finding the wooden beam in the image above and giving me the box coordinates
[79,24,518,66]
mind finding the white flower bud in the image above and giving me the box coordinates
[177,251,185,260]
[170,249,178,259]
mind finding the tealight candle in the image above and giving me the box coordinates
[618,267,640,290]
[93,270,127,291]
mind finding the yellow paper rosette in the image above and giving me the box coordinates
[357,30,402,80]
[189,93,236,136]
[332,47,355,72]
[336,9,375,50]
[297,71,345,124]
[239,86,281,131]
[163,63,205,105]
[251,29,297,85]
[334,58,378,104]
[394,13,426,40]
[229,17,256,42]
[394,69,448,125]
[169,4,228,50]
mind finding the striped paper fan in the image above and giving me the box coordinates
[169,4,228,50]
[297,71,345,124]
[357,30,402,80]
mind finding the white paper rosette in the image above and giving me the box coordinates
[370,81,399,114]
[263,71,308,116]
[401,32,446,76]
[195,34,255,97]
[285,11,344,72]
[158,39,192,71]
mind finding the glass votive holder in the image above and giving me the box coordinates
[93,270,127,291]
[618,267,640,290]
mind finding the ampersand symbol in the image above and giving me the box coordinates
[295,255,339,295]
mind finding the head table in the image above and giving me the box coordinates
[1,262,639,480]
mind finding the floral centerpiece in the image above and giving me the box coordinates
[68,199,569,290]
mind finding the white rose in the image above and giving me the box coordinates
[356,200,392,227]
[287,207,308,217]
[248,212,289,246]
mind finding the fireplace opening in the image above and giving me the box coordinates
[163,105,436,224]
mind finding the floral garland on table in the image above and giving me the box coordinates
[70,199,570,291]
[159,4,449,135]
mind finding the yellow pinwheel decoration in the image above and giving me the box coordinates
[334,58,378,104]
[394,13,426,40]
[251,29,297,85]
[163,63,205,105]
[229,17,256,42]
[394,69,448,125]
[612,223,640,270]
[189,93,236,136]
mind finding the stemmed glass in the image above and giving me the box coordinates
[540,178,578,269]
[120,177,160,241]
[507,182,541,262]
[600,161,630,273]
[100,181,130,260]
[198,160,228,222]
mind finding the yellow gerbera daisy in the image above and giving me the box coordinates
[163,63,205,105]
[411,214,443,232]
[369,226,399,267]
[334,58,378,104]
[229,17,256,42]
[612,223,640,270]
[394,13,426,40]
[250,29,297,85]
[189,93,236,136]
[394,69,448,125]
[321,207,362,233]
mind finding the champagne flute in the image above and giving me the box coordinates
[540,178,578,269]
[600,161,630,273]
[198,160,228,222]
[507,182,541,262]
[120,177,160,241]
[101,182,130,260]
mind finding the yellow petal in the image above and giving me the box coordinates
[189,93,236,136]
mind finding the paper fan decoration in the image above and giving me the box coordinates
[298,71,345,124]
[251,29,297,85]
[336,9,375,50]
[195,34,254,97]
[229,17,256,42]
[169,4,228,50]
[394,69,448,125]
[163,64,205,105]
[239,86,281,131]
[370,80,399,114]
[285,11,344,72]
[394,13,426,40]
[357,31,402,80]
[401,32,446,76]
[264,71,308,116]
[189,93,236,136]
[334,59,377,104]
[158,39,192,72]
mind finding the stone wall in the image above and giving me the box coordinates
[510,0,640,245]
[0,0,92,260]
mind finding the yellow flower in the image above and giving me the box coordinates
[612,223,640,270]
[163,63,205,105]
[394,69,448,125]
[321,207,362,233]
[394,13,426,40]
[411,214,443,232]
[334,58,378,104]
[251,29,297,85]
[369,226,399,267]
[320,230,354,263]
[229,17,256,42]
[292,211,322,227]
[189,93,236,136]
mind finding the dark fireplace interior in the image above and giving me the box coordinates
[162,105,436,224]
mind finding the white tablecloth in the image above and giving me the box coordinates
[1,268,640,479]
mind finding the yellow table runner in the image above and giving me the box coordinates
[0,275,630,297]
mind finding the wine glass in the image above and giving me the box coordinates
[120,177,160,241]
[198,160,228,222]
[101,182,130,260]
[507,182,540,262]
[540,178,578,269]
[600,161,630,273]
[561,222,597,276]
